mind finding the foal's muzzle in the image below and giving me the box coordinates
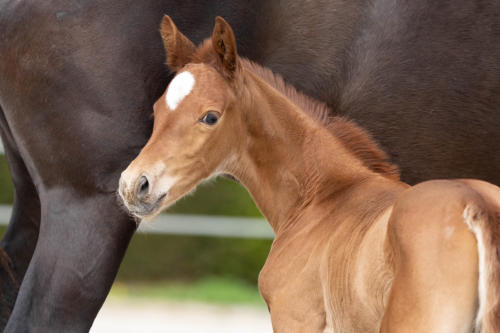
[118,173,165,217]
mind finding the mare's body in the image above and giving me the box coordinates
[120,17,500,332]
[1,0,500,329]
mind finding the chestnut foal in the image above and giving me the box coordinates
[119,16,500,332]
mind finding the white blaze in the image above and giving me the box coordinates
[166,71,195,110]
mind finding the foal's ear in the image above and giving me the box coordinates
[212,17,239,79]
[160,15,196,71]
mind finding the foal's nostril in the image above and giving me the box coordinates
[136,175,150,198]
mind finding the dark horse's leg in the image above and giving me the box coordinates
[1,109,138,331]
[5,191,136,332]
[0,110,41,326]
[1,106,138,332]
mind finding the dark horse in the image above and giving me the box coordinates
[0,0,499,331]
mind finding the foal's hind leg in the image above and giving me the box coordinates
[0,112,40,327]
[381,181,480,332]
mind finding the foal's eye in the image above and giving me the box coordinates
[199,111,221,126]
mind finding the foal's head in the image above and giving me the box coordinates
[119,16,246,218]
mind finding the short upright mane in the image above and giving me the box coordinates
[191,40,400,180]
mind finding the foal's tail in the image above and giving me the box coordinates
[463,203,500,333]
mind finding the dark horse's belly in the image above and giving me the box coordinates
[0,0,499,330]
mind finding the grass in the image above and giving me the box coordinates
[0,155,14,204]
[166,177,262,217]
[109,277,265,306]
[117,232,270,285]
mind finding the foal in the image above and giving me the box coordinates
[119,16,500,332]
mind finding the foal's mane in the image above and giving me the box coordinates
[192,40,400,180]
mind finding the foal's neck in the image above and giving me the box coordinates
[225,67,375,234]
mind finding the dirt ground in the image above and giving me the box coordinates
[91,298,273,333]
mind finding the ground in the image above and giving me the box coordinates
[91,279,272,332]
[92,298,272,332]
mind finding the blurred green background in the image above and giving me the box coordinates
[0,154,271,304]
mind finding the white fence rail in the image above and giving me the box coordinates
[0,205,274,239]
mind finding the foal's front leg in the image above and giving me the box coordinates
[259,248,328,333]
[266,298,328,333]
[380,184,479,332]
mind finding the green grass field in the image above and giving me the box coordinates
[0,155,14,204]
[110,277,265,306]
